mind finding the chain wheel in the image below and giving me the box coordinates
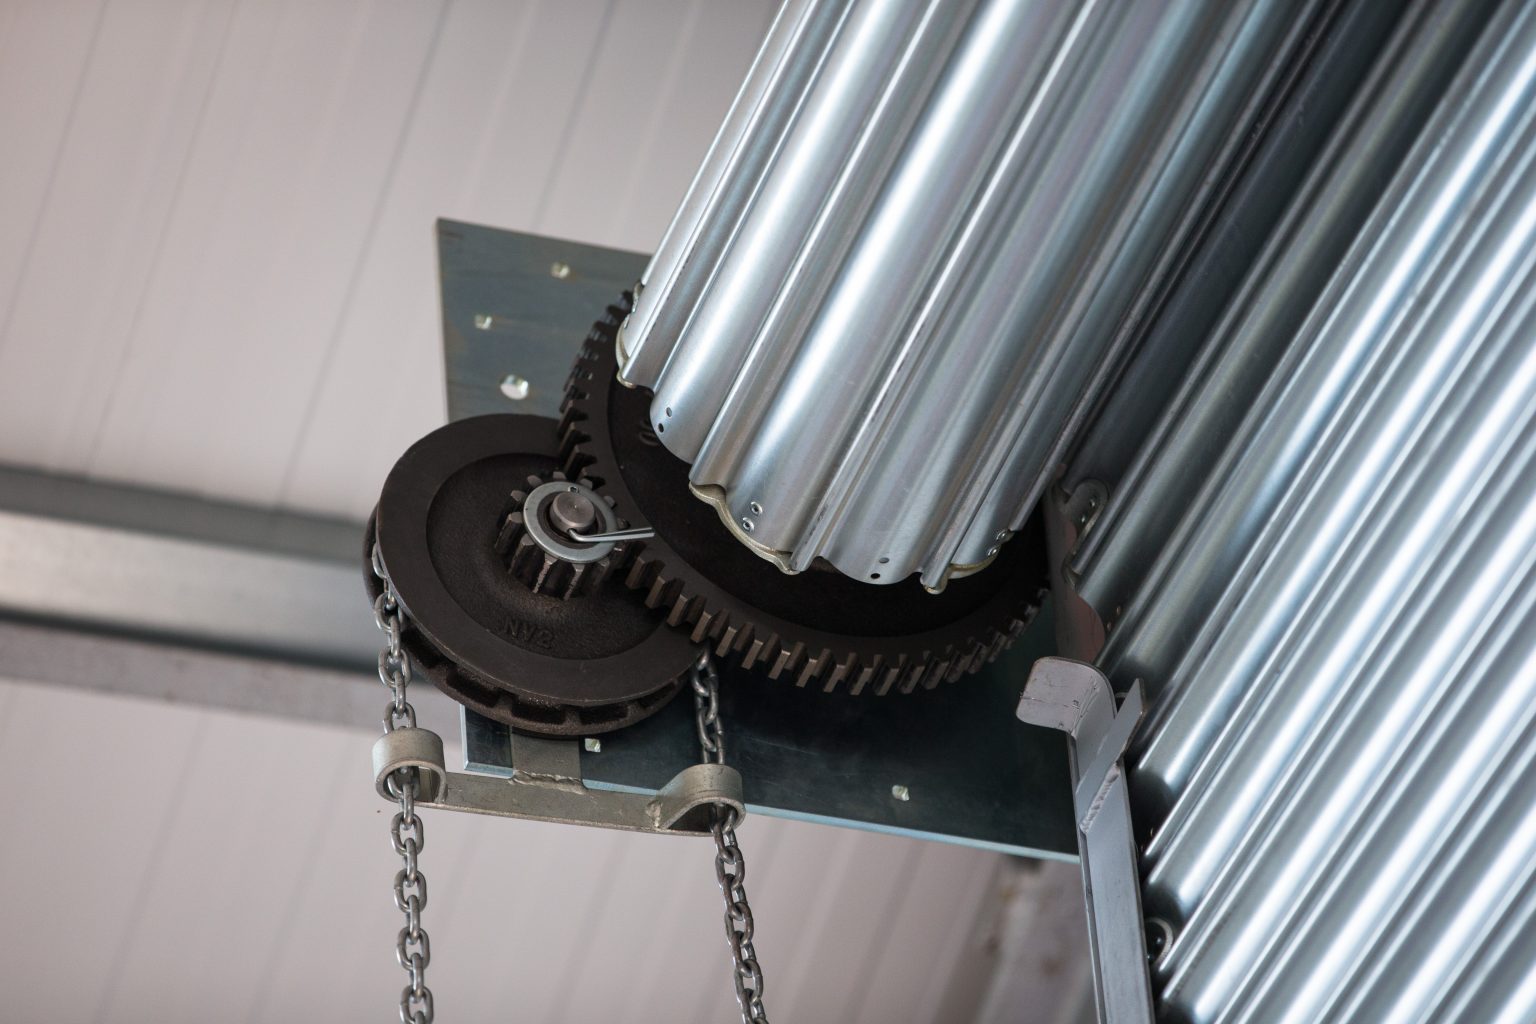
[559,298,1047,696]
[368,413,697,735]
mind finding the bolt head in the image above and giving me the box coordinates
[500,374,530,401]
[549,490,598,534]
[583,738,602,753]
[550,261,572,279]
[891,784,910,802]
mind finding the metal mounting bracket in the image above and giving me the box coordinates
[372,726,743,837]
[1018,657,1154,1024]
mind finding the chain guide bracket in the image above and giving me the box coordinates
[369,540,763,1022]
[371,724,743,836]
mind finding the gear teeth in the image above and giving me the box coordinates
[847,659,879,697]
[559,296,1041,695]
[820,655,853,694]
[496,474,618,600]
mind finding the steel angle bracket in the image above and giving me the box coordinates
[1018,657,1154,1024]
[372,726,742,837]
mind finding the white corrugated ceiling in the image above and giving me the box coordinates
[0,0,769,518]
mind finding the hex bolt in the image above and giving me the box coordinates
[891,784,911,802]
[584,738,602,753]
[550,261,572,280]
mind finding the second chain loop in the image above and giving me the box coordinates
[693,653,769,1024]
[374,544,434,1024]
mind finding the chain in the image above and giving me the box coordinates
[373,543,434,1024]
[693,652,769,1023]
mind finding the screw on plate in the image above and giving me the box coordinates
[584,738,602,753]
[499,374,530,401]
[891,784,911,802]
[550,261,572,280]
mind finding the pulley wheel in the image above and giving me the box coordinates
[367,413,695,735]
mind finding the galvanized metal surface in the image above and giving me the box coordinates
[1018,658,1153,1024]
[439,220,646,421]
[1072,0,1497,627]
[1071,1,1536,1020]
[1063,0,1422,493]
[619,0,1321,589]
[461,628,1078,858]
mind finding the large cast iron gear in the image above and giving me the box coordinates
[559,298,1048,696]
[367,413,696,735]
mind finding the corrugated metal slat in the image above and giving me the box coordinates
[1072,1,1536,1020]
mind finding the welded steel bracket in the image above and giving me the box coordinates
[1018,657,1154,1023]
[372,726,742,837]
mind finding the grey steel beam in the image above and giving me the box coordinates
[0,464,390,725]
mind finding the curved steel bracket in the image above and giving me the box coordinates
[1018,657,1153,1024]
[372,726,742,837]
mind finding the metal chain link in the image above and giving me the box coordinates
[373,543,434,1024]
[693,653,769,1023]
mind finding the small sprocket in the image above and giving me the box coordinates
[559,298,1047,696]
[496,470,623,600]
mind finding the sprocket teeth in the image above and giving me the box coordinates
[683,600,713,642]
[626,557,662,593]
[715,619,742,655]
[848,659,879,697]
[775,643,808,684]
[738,629,772,670]
[810,651,837,690]
[820,656,853,694]
[494,509,524,554]
[497,473,617,600]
